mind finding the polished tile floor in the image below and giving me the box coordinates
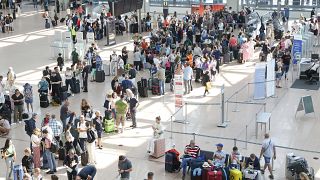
[0,4,320,180]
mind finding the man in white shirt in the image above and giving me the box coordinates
[183,63,193,94]
[259,133,276,179]
[193,44,202,57]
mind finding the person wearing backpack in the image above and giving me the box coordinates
[23,83,33,113]
[85,122,96,164]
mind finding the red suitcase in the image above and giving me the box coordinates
[208,170,222,180]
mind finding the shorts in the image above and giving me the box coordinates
[276,72,282,80]
[116,113,126,126]
[96,130,102,138]
[25,98,33,104]
[264,156,271,164]
[91,68,96,76]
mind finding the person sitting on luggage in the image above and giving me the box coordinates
[0,116,10,136]
[181,140,200,179]
[147,116,163,154]
[150,64,158,77]
[64,149,79,180]
[208,143,226,167]
[229,146,241,169]
[121,76,133,95]
[22,148,34,174]
[242,153,261,170]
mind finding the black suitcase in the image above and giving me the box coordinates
[2,26,5,33]
[229,51,234,62]
[223,52,230,63]
[22,113,29,119]
[165,152,174,173]
[39,93,49,108]
[45,21,50,29]
[60,86,68,92]
[81,151,88,166]
[52,20,57,27]
[141,78,148,88]
[96,70,105,82]
[58,147,66,160]
[0,104,12,123]
[137,81,148,98]
[73,79,80,93]
[60,17,65,23]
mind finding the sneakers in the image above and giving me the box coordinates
[269,175,274,179]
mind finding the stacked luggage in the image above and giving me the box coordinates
[103,113,115,133]
[165,149,181,173]
[151,78,161,95]
[137,78,148,98]
[39,92,49,108]
[286,153,314,180]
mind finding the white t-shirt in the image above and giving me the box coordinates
[218,22,224,31]
[262,138,275,158]
[31,134,41,147]
[78,121,87,138]
[41,126,53,140]
[0,119,10,129]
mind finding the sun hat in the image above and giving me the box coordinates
[202,162,211,168]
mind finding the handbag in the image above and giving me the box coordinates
[206,82,212,90]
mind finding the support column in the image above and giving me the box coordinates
[227,0,240,12]
[138,9,142,33]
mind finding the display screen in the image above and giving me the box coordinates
[108,0,143,16]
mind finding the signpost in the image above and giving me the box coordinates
[218,84,227,128]
[253,63,266,100]
[173,73,186,123]
[295,95,315,117]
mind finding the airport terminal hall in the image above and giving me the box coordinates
[0,0,320,179]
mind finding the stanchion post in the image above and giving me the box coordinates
[264,103,266,112]
[226,101,230,122]
[232,91,240,112]
[170,116,173,139]
[245,125,248,149]
[247,83,250,101]
[233,138,237,147]
[193,133,196,141]
[185,103,188,123]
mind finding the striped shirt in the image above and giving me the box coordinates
[184,145,200,158]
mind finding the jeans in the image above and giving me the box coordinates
[79,138,87,152]
[44,149,56,172]
[13,104,23,123]
[183,79,191,94]
[159,79,165,95]
[181,157,193,175]
[130,110,136,127]
[5,157,13,179]
[193,167,202,176]
[65,79,73,92]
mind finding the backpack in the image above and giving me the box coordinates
[87,129,96,143]
[24,120,32,136]
[49,137,59,153]
[24,87,33,99]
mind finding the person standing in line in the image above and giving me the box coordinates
[259,133,276,179]
[183,62,193,95]
[1,138,16,180]
[126,89,139,128]
[31,128,41,168]
[85,122,96,164]
[49,114,63,142]
[118,155,133,180]
[11,89,24,124]
[50,67,62,100]
[115,95,128,133]
[202,71,211,97]
[43,129,57,174]
[64,149,79,180]
[23,83,34,113]
[57,53,64,72]
[92,111,103,149]
[122,46,128,65]
[77,115,88,152]
[60,100,71,130]
[155,65,166,95]
[82,61,90,92]
[281,50,291,80]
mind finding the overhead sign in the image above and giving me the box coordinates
[163,0,168,7]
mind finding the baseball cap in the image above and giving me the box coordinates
[216,143,223,147]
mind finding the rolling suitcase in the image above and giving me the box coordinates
[52,20,57,27]
[223,52,230,64]
[229,168,242,180]
[148,78,153,90]
[150,138,165,158]
[45,21,50,29]
[208,170,223,180]
[137,81,148,97]
[39,93,49,108]
[96,70,105,82]
[22,113,29,119]
[104,118,115,133]
[229,51,234,62]
[141,78,148,88]
[73,80,80,94]
[60,17,65,23]
[165,152,175,173]
[13,164,24,180]
[243,169,258,180]
[81,151,88,166]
